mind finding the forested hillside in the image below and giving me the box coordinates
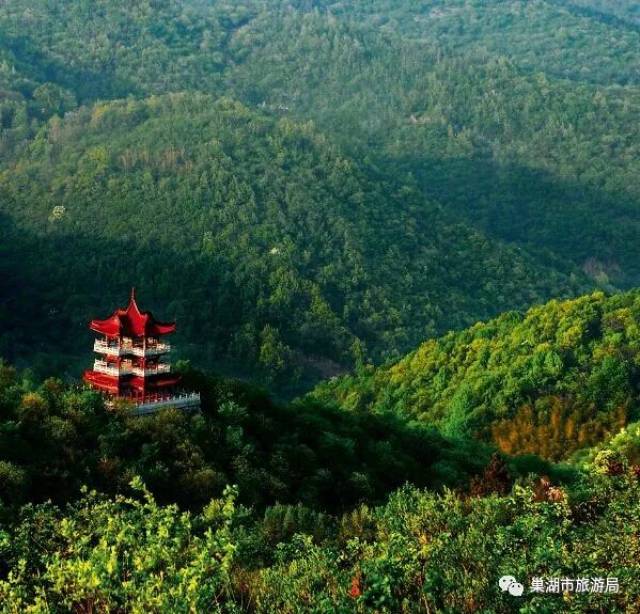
[2,0,640,287]
[5,0,640,388]
[0,94,580,390]
[224,6,640,286]
[567,0,640,26]
[1,358,639,611]
[311,291,640,460]
[2,1,640,610]
[0,358,510,512]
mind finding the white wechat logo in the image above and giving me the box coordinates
[499,575,524,597]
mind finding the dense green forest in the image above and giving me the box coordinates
[0,94,581,390]
[3,0,640,388]
[0,358,507,512]
[3,1,640,281]
[311,291,640,460]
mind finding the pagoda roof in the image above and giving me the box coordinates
[90,288,176,338]
[83,370,120,393]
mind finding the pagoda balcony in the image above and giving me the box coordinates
[92,360,171,377]
[131,364,171,376]
[130,343,171,357]
[94,340,171,357]
[93,360,132,376]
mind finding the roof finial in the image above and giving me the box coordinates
[130,287,136,303]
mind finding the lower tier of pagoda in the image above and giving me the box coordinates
[83,370,181,403]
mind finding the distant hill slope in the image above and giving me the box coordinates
[2,1,640,287]
[5,0,640,389]
[310,290,640,459]
[564,0,640,27]
[226,11,640,287]
[0,94,579,389]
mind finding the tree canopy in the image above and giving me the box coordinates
[311,291,640,460]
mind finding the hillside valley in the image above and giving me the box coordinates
[311,290,640,461]
[2,1,640,391]
[0,94,584,392]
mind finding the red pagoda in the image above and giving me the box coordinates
[83,289,200,414]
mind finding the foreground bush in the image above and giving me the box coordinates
[2,467,639,613]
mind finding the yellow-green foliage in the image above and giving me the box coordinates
[312,291,640,459]
[0,481,238,613]
[2,466,640,613]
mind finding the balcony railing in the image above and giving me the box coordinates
[94,340,122,356]
[94,340,171,357]
[93,360,126,376]
[131,364,171,377]
[133,393,201,416]
[93,360,170,377]
[130,344,171,356]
